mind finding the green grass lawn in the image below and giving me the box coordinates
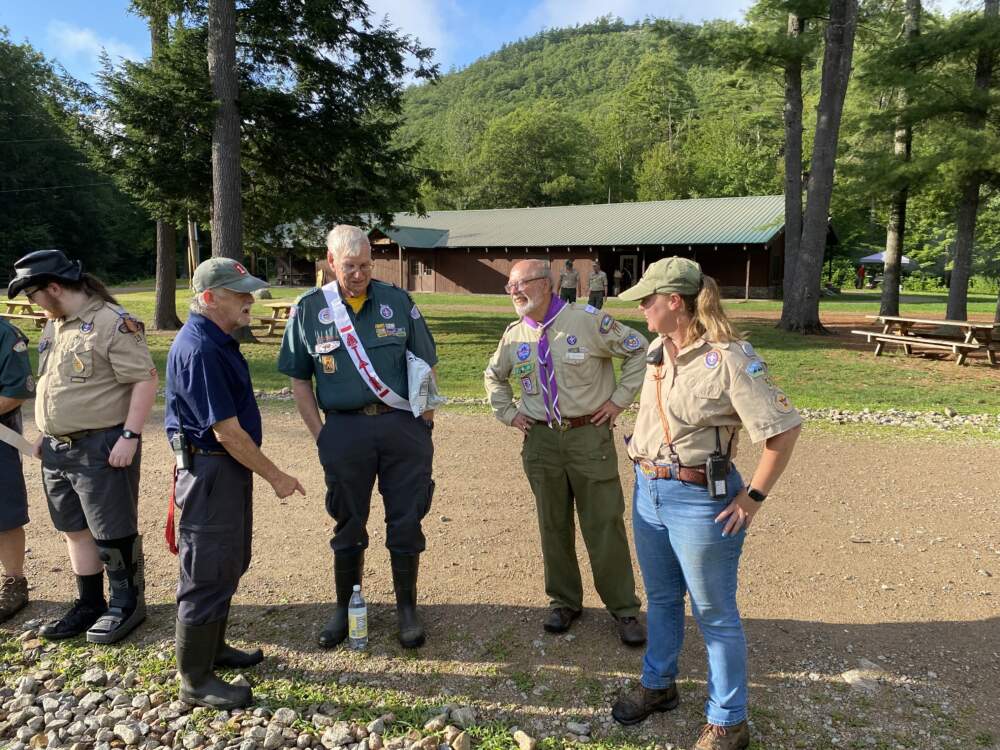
[18,287,1000,415]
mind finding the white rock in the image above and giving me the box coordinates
[566,722,591,736]
[115,722,144,745]
[263,725,285,750]
[82,668,107,686]
[272,708,298,726]
[321,722,354,748]
[79,692,106,710]
[512,730,535,750]
[841,669,879,692]
[423,714,447,733]
[452,731,472,750]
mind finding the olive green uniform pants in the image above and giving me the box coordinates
[521,422,640,617]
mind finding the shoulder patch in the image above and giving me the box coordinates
[622,333,643,351]
[745,359,767,379]
[773,390,794,414]
[740,341,756,358]
[599,314,615,334]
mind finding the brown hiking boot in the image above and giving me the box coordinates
[611,682,679,725]
[693,721,750,750]
[0,576,29,623]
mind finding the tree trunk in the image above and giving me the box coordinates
[153,222,182,329]
[207,0,242,261]
[994,288,1000,325]
[780,0,859,334]
[145,8,181,330]
[207,0,255,341]
[781,13,805,303]
[880,0,921,317]
[945,0,997,321]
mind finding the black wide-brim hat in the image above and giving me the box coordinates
[8,249,83,298]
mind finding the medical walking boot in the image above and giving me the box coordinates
[87,535,146,644]
[215,613,263,668]
[612,681,680,725]
[176,619,252,709]
[318,550,364,648]
[390,552,425,649]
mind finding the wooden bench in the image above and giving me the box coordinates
[851,330,981,365]
[253,316,287,336]
[0,312,47,329]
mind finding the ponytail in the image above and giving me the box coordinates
[62,273,120,306]
[679,275,740,347]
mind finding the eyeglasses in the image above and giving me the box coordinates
[504,276,548,293]
[340,262,373,274]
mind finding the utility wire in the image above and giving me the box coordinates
[0,182,114,195]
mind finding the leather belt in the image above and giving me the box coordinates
[635,459,708,486]
[48,424,123,445]
[547,414,595,432]
[327,403,397,417]
[192,447,228,456]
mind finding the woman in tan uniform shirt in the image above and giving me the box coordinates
[611,257,801,750]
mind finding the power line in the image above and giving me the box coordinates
[0,137,72,144]
[0,182,114,195]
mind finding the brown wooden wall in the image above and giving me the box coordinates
[316,241,785,298]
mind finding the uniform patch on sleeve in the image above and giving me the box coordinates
[516,343,531,361]
[741,341,755,357]
[12,339,27,353]
[773,390,793,413]
[599,314,615,334]
[584,305,598,314]
[704,350,721,369]
[410,305,421,320]
[623,333,643,351]
[520,375,537,394]
[514,362,534,377]
[117,314,146,337]
[745,359,767,379]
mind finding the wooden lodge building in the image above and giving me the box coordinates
[298,195,832,298]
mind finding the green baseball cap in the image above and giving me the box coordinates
[618,256,703,301]
[192,258,268,293]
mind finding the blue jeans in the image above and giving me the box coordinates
[632,463,747,727]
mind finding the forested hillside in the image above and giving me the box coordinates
[399,16,999,290]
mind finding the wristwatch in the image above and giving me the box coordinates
[121,429,141,440]
[747,487,767,503]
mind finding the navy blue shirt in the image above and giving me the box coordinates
[164,313,262,451]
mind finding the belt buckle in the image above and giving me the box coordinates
[361,403,380,416]
[639,462,655,478]
[556,420,571,432]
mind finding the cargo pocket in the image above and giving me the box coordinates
[179,524,238,584]
[579,427,620,482]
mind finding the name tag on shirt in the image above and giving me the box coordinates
[564,351,586,364]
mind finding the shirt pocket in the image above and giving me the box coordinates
[61,342,95,380]
[560,352,599,390]
[673,379,726,425]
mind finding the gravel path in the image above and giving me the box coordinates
[3,411,999,749]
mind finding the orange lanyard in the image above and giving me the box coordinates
[653,363,673,456]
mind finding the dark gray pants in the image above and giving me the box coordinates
[588,291,606,309]
[41,426,140,540]
[0,411,28,533]
[175,453,253,626]
[560,288,577,304]
[319,409,434,555]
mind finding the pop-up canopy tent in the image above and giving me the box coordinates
[859,252,919,271]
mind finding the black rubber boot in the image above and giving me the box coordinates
[176,619,252,709]
[390,552,425,649]
[215,613,263,668]
[87,535,146,644]
[318,550,364,648]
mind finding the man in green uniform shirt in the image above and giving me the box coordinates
[278,225,438,649]
[484,259,648,645]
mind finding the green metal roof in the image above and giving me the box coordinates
[381,195,785,249]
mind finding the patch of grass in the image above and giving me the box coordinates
[975,731,995,746]
[508,670,535,693]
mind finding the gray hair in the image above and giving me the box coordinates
[327,225,371,261]
[189,293,209,316]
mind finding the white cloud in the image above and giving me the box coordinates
[522,0,756,32]
[366,0,454,64]
[46,20,141,73]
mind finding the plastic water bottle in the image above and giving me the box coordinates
[348,584,368,651]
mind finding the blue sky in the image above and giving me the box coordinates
[1,0,970,84]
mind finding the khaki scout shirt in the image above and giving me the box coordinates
[627,336,801,467]
[558,269,579,289]
[588,271,608,291]
[35,296,155,436]
[484,304,648,425]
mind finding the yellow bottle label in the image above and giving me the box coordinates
[348,610,367,639]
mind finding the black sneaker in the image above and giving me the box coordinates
[39,599,106,640]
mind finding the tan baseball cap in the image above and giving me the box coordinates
[618,256,703,301]
[192,258,268,293]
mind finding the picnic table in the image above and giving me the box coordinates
[852,314,998,366]
[254,300,294,336]
[0,299,47,329]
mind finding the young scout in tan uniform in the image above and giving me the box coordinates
[8,249,157,644]
[484,259,648,646]
[558,260,579,303]
[609,257,801,750]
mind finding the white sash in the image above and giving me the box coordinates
[322,282,410,411]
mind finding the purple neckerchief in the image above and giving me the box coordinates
[523,295,567,426]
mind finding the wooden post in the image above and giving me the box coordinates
[745,253,751,300]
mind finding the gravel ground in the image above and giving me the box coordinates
[2,410,999,749]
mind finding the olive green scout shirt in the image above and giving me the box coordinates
[588,270,608,291]
[558,269,579,290]
[627,337,802,467]
[0,320,34,401]
[277,280,438,412]
[484,304,648,425]
[35,296,156,437]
